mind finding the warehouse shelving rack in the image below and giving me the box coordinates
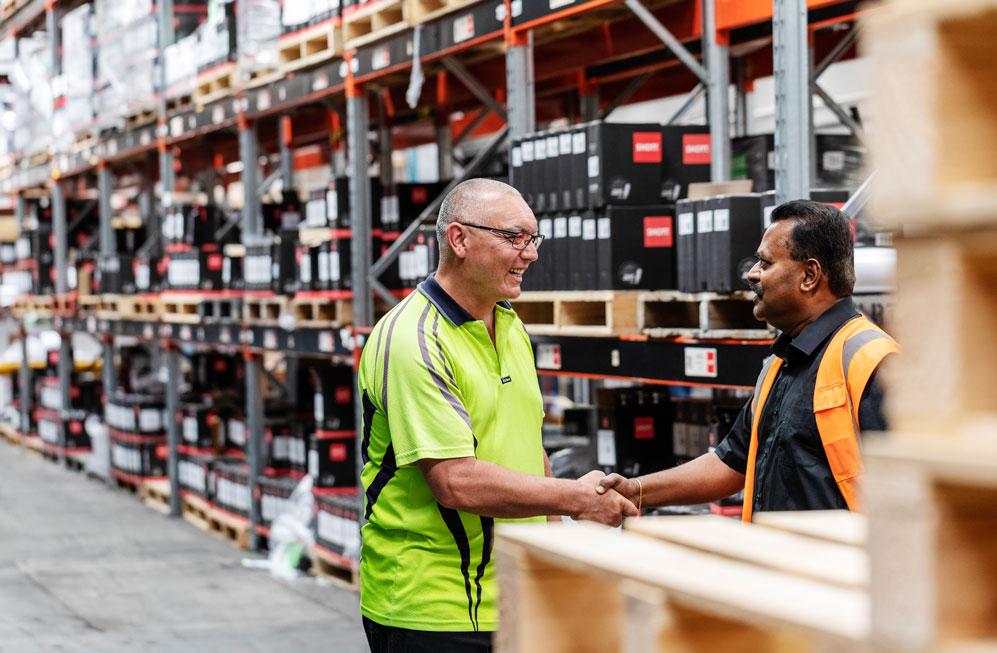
[0,0,870,552]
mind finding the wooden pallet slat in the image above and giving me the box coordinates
[140,479,172,516]
[311,545,360,590]
[278,20,343,73]
[193,63,238,107]
[160,292,203,324]
[244,295,290,325]
[343,0,408,49]
[404,0,479,24]
[291,296,353,326]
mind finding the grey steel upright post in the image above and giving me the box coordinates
[702,0,730,182]
[240,115,266,551]
[773,0,811,204]
[15,194,30,439]
[98,163,118,484]
[52,181,70,463]
[505,30,535,140]
[157,0,182,517]
[278,115,299,408]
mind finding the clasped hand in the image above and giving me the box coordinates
[572,470,638,527]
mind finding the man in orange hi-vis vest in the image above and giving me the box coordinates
[597,200,898,521]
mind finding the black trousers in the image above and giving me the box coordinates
[362,616,493,653]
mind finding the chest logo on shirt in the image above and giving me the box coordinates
[501,376,512,384]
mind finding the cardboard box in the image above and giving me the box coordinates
[661,125,712,201]
[675,198,698,293]
[709,194,764,293]
[601,205,677,290]
[310,429,356,489]
[586,122,664,208]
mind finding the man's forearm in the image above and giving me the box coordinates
[441,457,585,518]
[638,452,745,507]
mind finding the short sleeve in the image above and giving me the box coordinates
[713,398,753,474]
[383,332,476,467]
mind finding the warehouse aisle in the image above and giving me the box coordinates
[0,444,367,653]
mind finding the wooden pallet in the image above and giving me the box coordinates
[197,296,243,322]
[164,92,193,114]
[404,0,478,24]
[496,518,869,653]
[865,0,997,230]
[291,296,353,326]
[512,291,640,336]
[278,20,342,73]
[140,479,172,516]
[160,292,203,324]
[638,290,774,340]
[183,494,251,550]
[865,431,997,651]
[244,295,290,325]
[193,63,238,107]
[124,106,158,131]
[77,294,101,316]
[0,422,20,446]
[311,545,359,590]
[343,0,409,49]
[71,129,99,154]
[236,65,283,91]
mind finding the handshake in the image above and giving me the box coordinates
[570,471,641,527]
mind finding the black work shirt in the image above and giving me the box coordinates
[713,298,887,512]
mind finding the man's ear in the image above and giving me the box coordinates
[448,222,468,259]
[800,258,822,293]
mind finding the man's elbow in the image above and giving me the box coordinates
[427,466,476,511]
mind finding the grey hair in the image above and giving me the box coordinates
[436,178,522,265]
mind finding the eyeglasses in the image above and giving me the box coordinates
[458,222,545,250]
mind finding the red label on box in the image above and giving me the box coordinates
[682,133,712,165]
[411,186,428,204]
[207,253,223,271]
[643,216,673,248]
[334,387,351,404]
[634,416,655,440]
[632,131,662,163]
[329,443,348,462]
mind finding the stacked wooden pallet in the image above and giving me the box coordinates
[277,19,343,74]
[496,513,868,652]
[863,1,997,650]
[512,290,772,339]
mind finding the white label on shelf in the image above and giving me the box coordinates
[558,133,572,156]
[572,131,586,155]
[553,217,567,239]
[264,330,278,349]
[582,219,596,241]
[308,448,319,477]
[823,150,845,172]
[212,105,224,124]
[587,154,599,178]
[511,146,522,168]
[521,140,534,162]
[319,331,334,353]
[713,208,730,233]
[534,138,547,160]
[567,215,582,237]
[546,136,559,157]
[372,46,390,71]
[696,210,713,234]
[597,217,610,240]
[329,251,341,281]
[326,190,338,220]
[678,212,694,236]
[453,14,475,43]
[257,90,271,111]
[536,343,561,370]
[684,347,718,378]
[596,429,616,466]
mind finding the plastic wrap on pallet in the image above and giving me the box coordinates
[164,33,199,97]
[8,34,54,154]
[281,0,339,33]
[95,12,158,120]
[237,0,282,76]
[94,0,155,36]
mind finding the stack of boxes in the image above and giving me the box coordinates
[511,122,711,292]
[280,0,339,33]
[53,4,97,146]
[35,363,101,453]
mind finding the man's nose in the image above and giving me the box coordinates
[746,261,761,283]
[520,242,539,262]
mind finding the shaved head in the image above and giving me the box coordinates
[436,178,524,266]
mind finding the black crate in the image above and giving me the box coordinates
[37,408,90,450]
[106,392,166,435]
[164,248,225,291]
[661,126,712,202]
[596,205,677,291]
[585,122,664,208]
[211,459,250,519]
[309,429,356,490]
[816,134,866,190]
[132,254,162,293]
[314,493,361,559]
[596,387,675,477]
[179,453,214,500]
[178,400,224,451]
[162,200,221,247]
[97,253,136,294]
[258,472,299,528]
[264,419,294,474]
[704,195,764,293]
[110,432,167,479]
[298,363,355,431]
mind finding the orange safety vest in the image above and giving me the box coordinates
[741,315,899,523]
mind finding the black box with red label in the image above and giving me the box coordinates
[178,399,224,452]
[211,459,251,519]
[704,194,764,293]
[110,431,168,480]
[298,362,355,432]
[163,247,226,291]
[310,429,356,490]
[585,121,664,208]
[314,493,361,560]
[661,125,712,201]
[596,205,677,290]
[596,387,675,477]
[178,453,214,500]
[258,472,299,529]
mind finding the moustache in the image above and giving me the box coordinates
[748,282,763,298]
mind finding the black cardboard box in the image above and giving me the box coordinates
[709,194,764,293]
[599,205,677,290]
[586,122,664,208]
[661,125,712,201]
[675,198,698,293]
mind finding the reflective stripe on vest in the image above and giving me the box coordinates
[740,315,898,522]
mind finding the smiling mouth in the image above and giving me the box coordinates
[509,268,526,280]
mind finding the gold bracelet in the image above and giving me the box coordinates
[636,477,643,513]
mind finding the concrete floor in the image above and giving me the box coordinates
[0,442,367,652]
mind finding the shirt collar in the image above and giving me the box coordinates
[417,273,513,327]
[772,297,859,361]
